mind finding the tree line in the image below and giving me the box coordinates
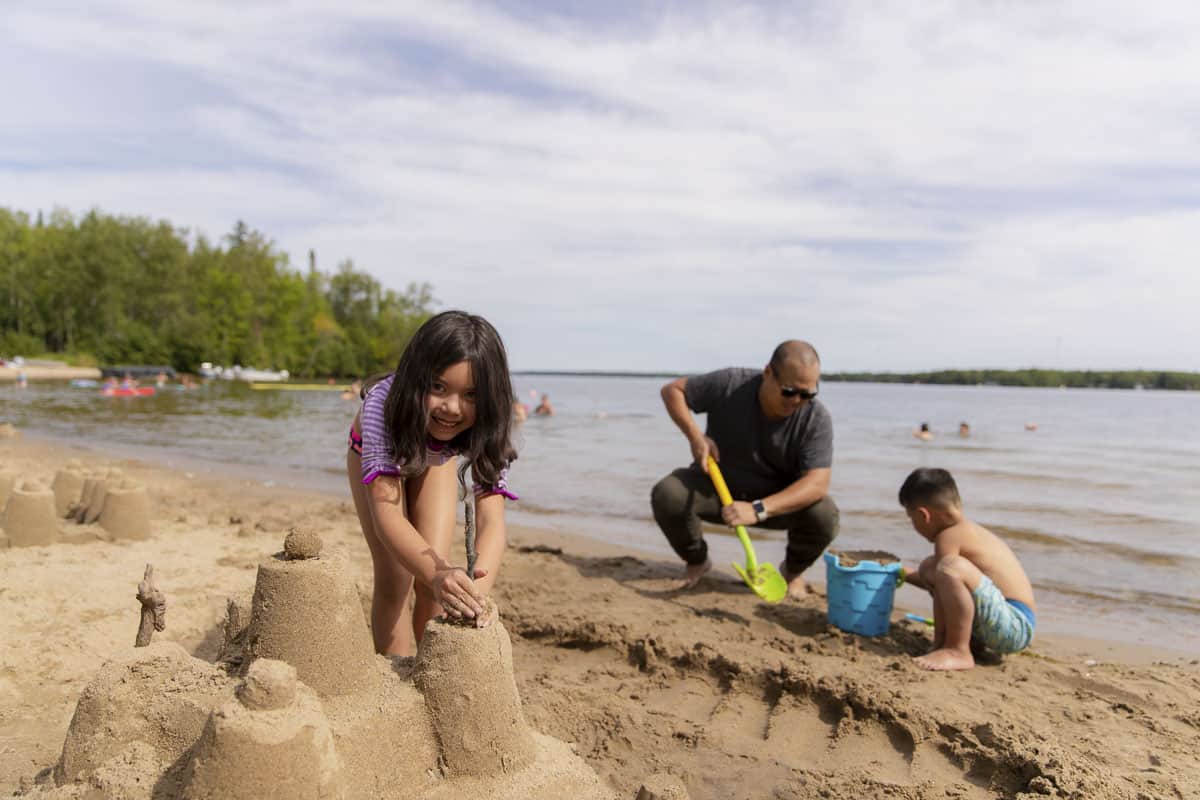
[824,369,1200,391]
[0,208,435,377]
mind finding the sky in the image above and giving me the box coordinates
[3,1,1199,372]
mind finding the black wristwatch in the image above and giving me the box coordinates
[752,499,768,523]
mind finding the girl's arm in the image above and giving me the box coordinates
[366,472,485,619]
[470,490,507,596]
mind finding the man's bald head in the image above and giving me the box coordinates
[769,340,820,373]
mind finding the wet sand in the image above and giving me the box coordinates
[1,434,1198,799]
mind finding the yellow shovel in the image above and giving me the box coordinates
[707,457,788,603]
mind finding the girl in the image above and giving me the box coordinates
[347,310,518,656]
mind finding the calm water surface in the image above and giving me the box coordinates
[3,376,1198,653]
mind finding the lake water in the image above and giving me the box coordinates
[3,376,1198,653]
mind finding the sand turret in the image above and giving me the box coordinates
[180,659,343,799]
[0,468,16,509]
[99,479,152,540]
[2,480,60,547]
[239,530,378,696]
[55,641,232,785]
[414,613,537,777]
[50,466,86,517]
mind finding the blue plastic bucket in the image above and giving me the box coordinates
[824,551,902,637]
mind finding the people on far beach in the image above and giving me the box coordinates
[897,467,1036,671]
[913,422,933,441]
[534,394,554,416]
[651,339,838,597]
[346,310,518,657]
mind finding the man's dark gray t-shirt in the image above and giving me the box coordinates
[685,367,833,500]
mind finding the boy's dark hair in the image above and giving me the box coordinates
[382,310,516,489]
[898,468,961,510]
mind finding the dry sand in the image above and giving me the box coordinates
[1,435,1198,799]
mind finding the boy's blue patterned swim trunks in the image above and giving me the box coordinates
[971,575,1035,654]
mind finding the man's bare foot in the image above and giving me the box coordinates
[676,559,712,590]
[914,648,975,671]
[779,563,812,599]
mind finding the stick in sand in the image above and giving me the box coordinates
[464,494,477,579]
[135,563,166,647]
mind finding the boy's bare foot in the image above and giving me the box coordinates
[676,559,712,589]
[914,648,975,671]
[779,563,812,599]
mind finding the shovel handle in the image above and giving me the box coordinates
[707,457,759,572]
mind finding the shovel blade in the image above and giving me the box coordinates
[731,561,789,603]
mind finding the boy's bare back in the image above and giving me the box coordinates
[939,519,1036,609]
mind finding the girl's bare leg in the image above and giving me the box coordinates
[347,448,416,656]
[404,458,460,643]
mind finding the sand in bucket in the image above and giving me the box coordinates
[824,549,902,637]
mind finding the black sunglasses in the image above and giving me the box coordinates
[779,383,818,401]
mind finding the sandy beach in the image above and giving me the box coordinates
[1,433,1198,799]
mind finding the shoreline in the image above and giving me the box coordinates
[11,429,1200,661]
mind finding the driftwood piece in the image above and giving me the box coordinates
[135,563,166,647]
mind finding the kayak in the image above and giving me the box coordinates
[101,387,156,397]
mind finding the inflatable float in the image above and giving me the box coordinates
[100,387,156,397]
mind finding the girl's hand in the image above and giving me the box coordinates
[431,567,485,619]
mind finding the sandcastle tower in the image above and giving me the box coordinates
[75,468,123,525]
[98,479,152,540]
[51,465,86,517]
[239,529,378,696]
[180,660,342,799]
[414,615,537,777]
[1,479,60,547]
[55,641,233,786]
[0,468,16,509]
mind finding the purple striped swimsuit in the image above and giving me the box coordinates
[349,373,517,500]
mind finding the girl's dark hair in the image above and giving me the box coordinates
[380,310,516,488]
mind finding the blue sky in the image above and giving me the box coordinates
[3,1,1199,372]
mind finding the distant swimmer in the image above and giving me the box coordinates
[513,400,529,423]
[958,421,971,438]
[1024,423,1038,432]
[534,394,554,416]
[914,422,933,441]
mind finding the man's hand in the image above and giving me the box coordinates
[690,435,720,471]
[431,566,485,619]
[720,500,757,527]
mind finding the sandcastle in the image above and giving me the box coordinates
[31,529,614,799]
[0,462,154,548]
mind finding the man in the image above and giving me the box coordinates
[651,340,838,596]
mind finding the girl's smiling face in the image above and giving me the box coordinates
[426,360,477,441]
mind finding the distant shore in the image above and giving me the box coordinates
[0,365,100,382]
[514,368,1200,390]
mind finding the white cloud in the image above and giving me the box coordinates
[3,0,1200,371]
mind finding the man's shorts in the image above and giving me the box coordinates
[971,575,1035,654]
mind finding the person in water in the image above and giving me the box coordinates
[898,467,1037,671]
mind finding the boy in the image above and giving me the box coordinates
[898,468,1036,671]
